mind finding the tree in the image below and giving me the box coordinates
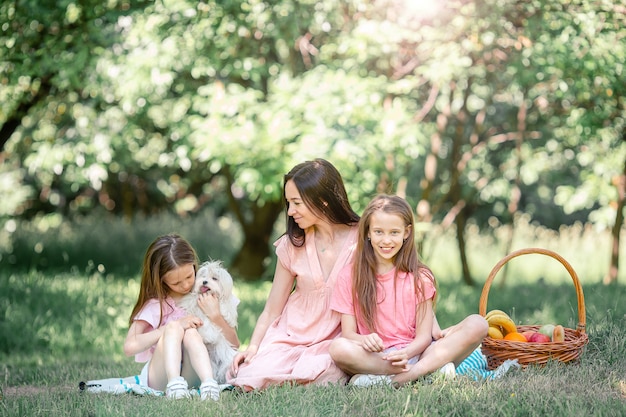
[1,0,624,282]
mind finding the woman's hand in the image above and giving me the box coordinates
[360,333,384,353]
[230,345,259,376]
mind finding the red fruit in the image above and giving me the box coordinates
[521,331,535,342]
[529,332,551,343]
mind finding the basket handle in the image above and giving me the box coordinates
[478,247,586,334]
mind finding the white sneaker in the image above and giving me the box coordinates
[437,362,456,379]
[349,374,393,387]
[165,376,191,399]
[200,379,220,401]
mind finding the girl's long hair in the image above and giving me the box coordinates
[352,195,435,332]
[128,234,198,327]
[283,158,359,247]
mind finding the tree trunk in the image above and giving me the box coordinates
[229,199,283,281]
[604,156,626,284]
[455,209,474,286]
[221,163,284,281]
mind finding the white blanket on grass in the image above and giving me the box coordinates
[80,348,518,396]
[79,376,232,396]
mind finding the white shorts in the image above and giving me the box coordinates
[383,346,420,365]
[139,360,150,386]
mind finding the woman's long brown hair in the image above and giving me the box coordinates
[352,195,435,332]
[283,158,359,247]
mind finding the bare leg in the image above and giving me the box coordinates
[180,328,214,388]
[147,321,186,390]
[393,314,488,385]
[329,338,405,376]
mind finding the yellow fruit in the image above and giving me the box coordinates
[552,325,565,342]
[486,313,517,335]
[485,309,510,321]
[487,326,504,339]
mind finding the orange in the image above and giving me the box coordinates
[504,332,528,342]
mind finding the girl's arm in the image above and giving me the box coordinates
[431,313,445,340]
[197,293,240,348]
[123,319,163,357]
[340,314,385,352]
[231,261,295,372]
[123,315,204,357]
[401,299,435,359]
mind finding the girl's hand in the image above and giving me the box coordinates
[383,349,410,371]
[178,315,203,330]
[230,345,259,376]
[360,333,384,353]
[197,292,221,321]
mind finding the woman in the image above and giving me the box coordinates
[228,158,360,391]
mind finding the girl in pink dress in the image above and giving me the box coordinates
[228,159,360,391]
[329,195,488,386]
[124,234,239,400]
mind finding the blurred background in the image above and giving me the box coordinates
[1,0,625,285]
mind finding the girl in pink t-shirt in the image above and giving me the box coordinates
[329,195,488,386]
[123,234,239,400]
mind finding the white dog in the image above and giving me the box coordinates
[177,260,238,384]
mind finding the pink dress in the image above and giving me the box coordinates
[228,226,358,390]
[132,297,188,363]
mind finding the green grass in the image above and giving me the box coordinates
[1,214,625,416]
[1,270,625,416]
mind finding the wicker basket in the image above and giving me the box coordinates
[479,248,589,370]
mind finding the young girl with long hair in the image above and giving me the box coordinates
[124,234,239,400]
[330,195,488,386]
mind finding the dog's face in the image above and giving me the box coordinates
[194,260,233,299]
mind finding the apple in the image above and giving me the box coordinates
[529,332,551,343]
[538,324,555,337]
[521,331,535,342]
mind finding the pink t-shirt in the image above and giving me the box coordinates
[132,297,188,363]
[331,264,436,350]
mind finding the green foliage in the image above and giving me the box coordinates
[0,208,240,275]
[1,0,625,279]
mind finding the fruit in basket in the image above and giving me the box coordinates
[538,324,555,337]
[485,309,508,321]
[552,324,565,342]
[487,326,504,339]
[485,310,517,335]
[521,330,535,342]
[503,332,527,342]
[529,332,551,343]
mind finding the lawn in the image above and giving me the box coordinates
[1,218,625,416]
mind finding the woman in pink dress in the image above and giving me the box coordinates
[228,159,360,391]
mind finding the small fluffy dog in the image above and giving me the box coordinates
[177,260,238,384]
